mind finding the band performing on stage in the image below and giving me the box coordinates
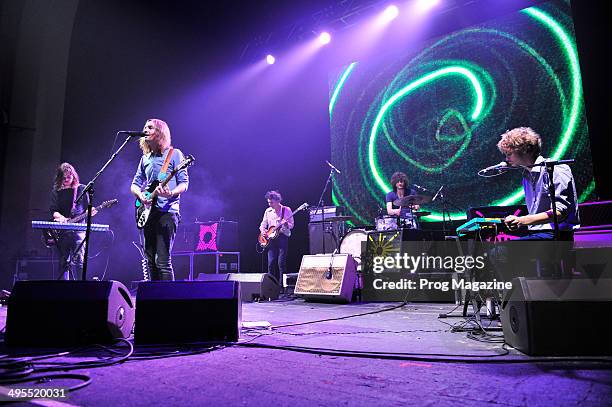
[5,2,612,404]
[37,126,581,287]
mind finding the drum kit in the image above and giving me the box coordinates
[336,193,432,271]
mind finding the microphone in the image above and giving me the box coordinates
[412,183,428,192]
[478,161,509,177]
[432,185,444,202]
[326,249,338,279]
[118,130,147,137]
[325,160,341,174]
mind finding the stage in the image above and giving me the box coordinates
[1,298,611,406]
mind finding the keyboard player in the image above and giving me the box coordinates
[49,163,97,280]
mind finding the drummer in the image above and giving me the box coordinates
[386,171,420,217]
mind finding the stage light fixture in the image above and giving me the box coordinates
[318,32,331,45]
[382,5,399,22]
[266,54,275,64]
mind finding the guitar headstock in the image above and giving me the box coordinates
[296,202,309,212]
[101,199,118,209]
[177,154,195,172]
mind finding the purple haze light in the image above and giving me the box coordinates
[415,0,440,13]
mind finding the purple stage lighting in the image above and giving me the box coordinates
[415,0,440,13]
[318,32,331,45]
[382,5,399,23]
[266,54,275,65]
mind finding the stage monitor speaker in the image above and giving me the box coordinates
[135,281,241,344]
[308,222,342,254]
[501,277,612,356]
[197,273,280,302]
[5,280,134,347]
[295,254,356,303]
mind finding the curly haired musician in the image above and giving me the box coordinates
[385,171,420,217]
[259,190,294,285]
[497,127,579,241]
[49,162,95,280]
[131,119,189,281]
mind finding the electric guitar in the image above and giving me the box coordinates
[134,154,195,229]
[258,202,309,249]
[42,199,118,247]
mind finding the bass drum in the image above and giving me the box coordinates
[339,229,368,271]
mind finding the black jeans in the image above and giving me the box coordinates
[267,234,288,284]
[143,209,179,281]
[56,231,85,280]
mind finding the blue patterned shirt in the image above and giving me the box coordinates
[131,148,189,214]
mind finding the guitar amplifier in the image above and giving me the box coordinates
[309,206,344,222]
[295,254,356,303]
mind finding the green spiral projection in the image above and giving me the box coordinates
[330,0,594,225]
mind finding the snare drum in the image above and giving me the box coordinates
[400,214,418,229]
[375,215,399,231]
[339,229,367,271]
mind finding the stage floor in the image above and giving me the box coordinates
[1,298,611,406]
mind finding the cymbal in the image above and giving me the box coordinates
[394,194,432,207]
[322,215,354,222]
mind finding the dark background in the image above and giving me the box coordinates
[0,0,609,289]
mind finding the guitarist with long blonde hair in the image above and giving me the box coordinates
[131,119,189,281]
[259,190,294,285]
[50,162,97,280]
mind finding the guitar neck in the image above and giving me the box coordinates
[69,204,102,223]
[279,204,307,223]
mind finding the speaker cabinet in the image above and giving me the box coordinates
[501,277,612,355]
[5,280,135,347]
[135,281,241,344]
[308,222,343,254]
[295,254,356,303]
[197,273,280,302]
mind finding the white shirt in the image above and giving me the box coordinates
[259,205,294,237]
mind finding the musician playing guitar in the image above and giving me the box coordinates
[130,119,189,281]
[259,190,294,285]
[50,163,97,280]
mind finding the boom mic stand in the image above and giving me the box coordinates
[433,186,464,236]
[315,167,335,254]
[75,132,135,280]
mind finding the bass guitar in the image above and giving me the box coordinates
[258,202,309,249]
[42,198,118,247]
[134,154,195,229]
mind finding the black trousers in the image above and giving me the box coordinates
[56,231,85,280]
[267,234,288,284]
[143,209,179,281]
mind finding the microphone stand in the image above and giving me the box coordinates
[524,159,574,241]
[315,167,335,254]
[433,186,464,236]
[75,133,135,280]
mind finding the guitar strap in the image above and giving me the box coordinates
[279,206,285,233]
[157,148,174,182]
[70,186,78,217]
